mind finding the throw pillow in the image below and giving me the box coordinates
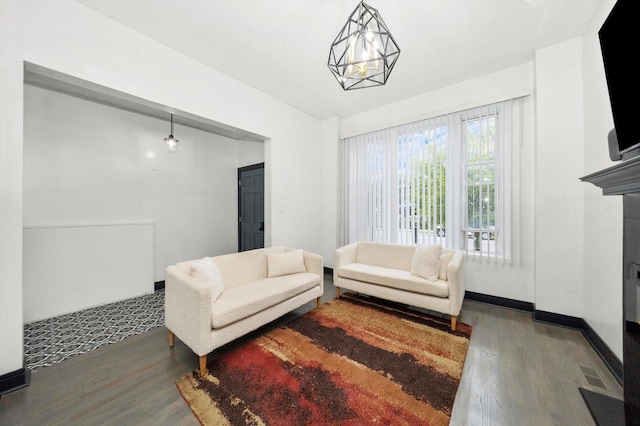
[411,244,443,281]
[267,249,307,278]
[190,257,225,303]
[439,252,454,280]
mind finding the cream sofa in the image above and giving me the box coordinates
[165,246,323,375]
[334,241,465,330]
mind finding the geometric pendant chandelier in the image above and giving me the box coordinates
[327,0,401,91]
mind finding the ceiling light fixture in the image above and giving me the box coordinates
[328,0,400,91]
[164,113,179,153]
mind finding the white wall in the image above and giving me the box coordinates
[340,64,532,139]
[334,64,536,302]
[320,117,339,268]
[0,0,322,376]
[23,84,259,282]
[581,0,622,360]
[238,141,266,169]
[23,223,154,323]
[0,1,26,376]
[533,37,586,318]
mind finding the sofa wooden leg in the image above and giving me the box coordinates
[316,297,321,309]
[199,355,207,376]
[169,330,174,347]
[451,316,457,331]
[335,287,340,299]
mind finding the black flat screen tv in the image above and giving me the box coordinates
[598,0,640,161]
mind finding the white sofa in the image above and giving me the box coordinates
[334,241,465,330]
[165,246,323,375]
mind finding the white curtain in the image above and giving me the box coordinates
[340,98,521,261]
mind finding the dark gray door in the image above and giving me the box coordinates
[238,163,264,251]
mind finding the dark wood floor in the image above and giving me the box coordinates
[0,272,623,425]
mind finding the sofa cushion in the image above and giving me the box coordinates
[190,257,225,302]
[267,249,307,277]
[439,252,454,280]
[338,263,449,298]
[211,272,319,329]
[410,244,442,281]
[355,241,416,271]
[209,246,286,290]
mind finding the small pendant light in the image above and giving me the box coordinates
[164,113,180,153]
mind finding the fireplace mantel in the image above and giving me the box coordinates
[581,155,640,195]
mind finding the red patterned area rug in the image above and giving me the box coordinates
[175,293,472,425]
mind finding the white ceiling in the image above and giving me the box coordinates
[78,0,602,121]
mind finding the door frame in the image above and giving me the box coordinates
[237,162,265,252]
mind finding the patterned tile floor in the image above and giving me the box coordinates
[24,290,165,371]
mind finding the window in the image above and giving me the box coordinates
[462,104,505,257]
[397,120,447,246]
[340,99,519,260]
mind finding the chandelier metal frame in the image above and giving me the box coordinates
[327,0,401,91]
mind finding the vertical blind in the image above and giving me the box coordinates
[340,99,519,260]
